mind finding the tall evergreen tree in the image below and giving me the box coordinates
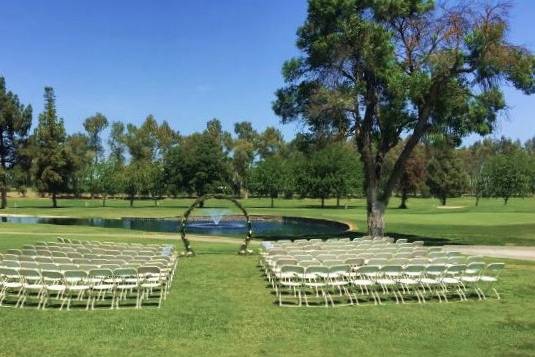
[0,77,32,208]
[33,87,73,208]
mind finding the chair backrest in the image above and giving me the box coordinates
[446,264,466,275]
[41,270,64,282]
[0,267,20,279]
[297,260,317,268]
[2,260,21,268]
[64,270,88,281]
[430,257,448,264]
[329,264,349,276]
[138,266,162,280]
[114,268,138,278]
[404,264,425,275]
[280,265,305,276]
[305,265,329,277]
[345,258,365,267]
[19,268,42,280]
[39,263,59,271]
[356,265,380,277]
[367,258,387,266]
[465,262,486,275]
[484,263,505,278]
[321,260,345,267]
[381,265,403,275]
[275,259,298,267]
[425,264,446,276]
[88,268,113,279]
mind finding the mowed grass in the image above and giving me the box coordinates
[0,229,535,356]
[2,195,535,245]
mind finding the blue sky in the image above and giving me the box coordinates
[1,0,533,144]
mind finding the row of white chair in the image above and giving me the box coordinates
[271,262,504,307]
[0,266,171,310]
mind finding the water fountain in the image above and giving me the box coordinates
[187,209,246,229]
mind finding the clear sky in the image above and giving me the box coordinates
[1,0,533,144]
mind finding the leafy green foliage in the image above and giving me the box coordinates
[481,151,532,204]
[165,128,232,197]
[426,145,468,206]
[273,0,535,234]
[0,76,32,208]
[33,87,74,207]
[295,142,362,207]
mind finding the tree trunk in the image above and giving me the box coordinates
[336,195,340,208]
[504,197,509,205]
[475,195,480,207]
[270,196,274,208]
[154,199,158,207]
[398,190,408,209]
[129,197,134,207]
[321,197,325,208]
[367,200,385,237]
[52,192,58,208]
[441,196,447,206]
[1,187,7,209]
[102,197,106,207]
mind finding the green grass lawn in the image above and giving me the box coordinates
[2,195,535,245]
[0,228,535,356]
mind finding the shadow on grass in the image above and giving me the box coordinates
[258,231,457,246]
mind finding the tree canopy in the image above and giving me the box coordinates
[273,0,535,235]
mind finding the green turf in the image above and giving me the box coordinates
[2,195,535,245]
[1,197,535,356]
[0,229,534,356]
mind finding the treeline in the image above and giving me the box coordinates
[0,79,363,208]
[1,78,534,208]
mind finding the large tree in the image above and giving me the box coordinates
[481,151,532,205]
[426,144,468,206]
[249,155,288,208]
[164,124,232,203]
[33,87,74,208]
[232,121,258,198]
[273,0,535,235]
[0,77,32,208]
[83,113,108,197]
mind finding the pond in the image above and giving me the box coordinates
[0,215,349,239]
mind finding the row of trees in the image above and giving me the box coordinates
[386,138,535,208]
[1,78,364,208]
[1,75,534,209]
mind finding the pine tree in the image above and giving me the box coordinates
[33,87,73,208]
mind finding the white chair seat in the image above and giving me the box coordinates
[329,281,349,286]
[3,282,21,288]
[480,276,497,282]
[397,278,418,285]
[377,279,396,286]
[420,278,440,285]
[47,285,66,292]
[67,285,89,291]
[352,279,374,286]
[280,281,301,287]
[92,284,114,290]
[440,277,461,284]
[461,276,479,283]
